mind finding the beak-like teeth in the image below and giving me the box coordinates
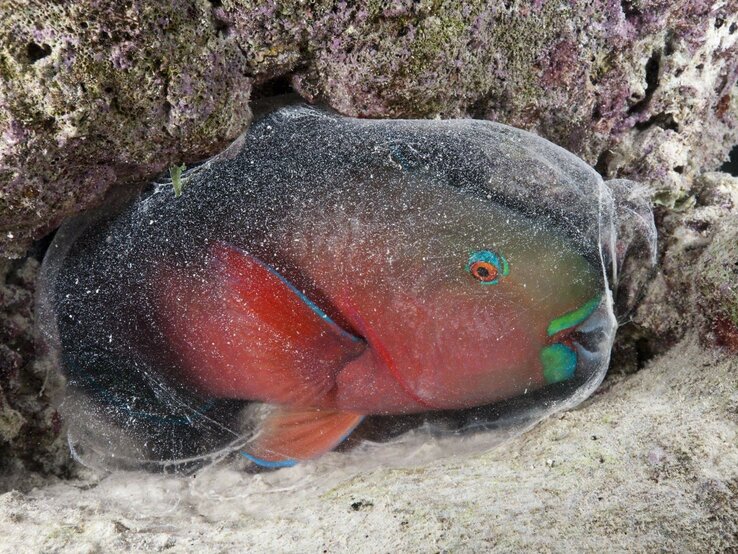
[575,305,611,334]
[542,297,615,385]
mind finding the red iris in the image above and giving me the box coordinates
[470,260,498,282]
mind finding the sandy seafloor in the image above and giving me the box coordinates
[0,335,736,553]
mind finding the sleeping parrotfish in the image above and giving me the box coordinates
[42,103,624,470]
[153,173,605,467]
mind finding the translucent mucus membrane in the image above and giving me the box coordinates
[37,104,656,473]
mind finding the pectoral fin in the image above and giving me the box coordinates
[155,241,365,404]
[242,407,364,467]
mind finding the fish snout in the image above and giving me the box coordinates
[541,296,616,386]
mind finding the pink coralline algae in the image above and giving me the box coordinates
[0,1,736,257]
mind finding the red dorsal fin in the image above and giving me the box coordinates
[242,407,364,467]
[155,241,365,404]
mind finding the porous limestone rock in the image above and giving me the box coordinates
[1,0,738,257]
[0,1,252,257]
[0,258,68,480]
[625,172,738,359]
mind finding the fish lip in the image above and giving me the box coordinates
[544,295,614,383]
[546,299,606,349]
[546,295,602,339]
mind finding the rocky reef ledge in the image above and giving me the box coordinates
[1,0,737,256]
[0,1,737,550]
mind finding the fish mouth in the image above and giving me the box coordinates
[541,295,616,385]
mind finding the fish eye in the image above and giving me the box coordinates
[467,250,509,285]
[470,260,497,282]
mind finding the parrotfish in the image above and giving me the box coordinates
[155,177,603,467]
[41,104,625,471]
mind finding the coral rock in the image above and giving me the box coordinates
[1,0,738,255]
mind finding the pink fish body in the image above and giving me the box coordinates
[43,105,641,470]
[156,178,603,466]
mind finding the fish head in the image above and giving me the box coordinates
[286,175,613,412]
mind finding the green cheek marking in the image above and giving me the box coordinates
[541,343,577,384]
[546,295,601,337]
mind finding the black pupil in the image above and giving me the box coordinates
[476,266,490,278]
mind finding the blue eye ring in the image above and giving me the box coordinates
[467,250,509,285]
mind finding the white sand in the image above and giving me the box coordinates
[1,335,735,552]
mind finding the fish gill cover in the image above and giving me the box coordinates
[36,104,656,473]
